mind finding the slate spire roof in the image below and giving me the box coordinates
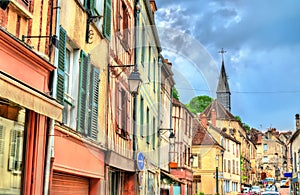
[216,52,231,111]
[217,60,230,93]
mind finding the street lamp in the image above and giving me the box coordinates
[216,149,224,195]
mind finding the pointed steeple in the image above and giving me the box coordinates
[216,48,231,111]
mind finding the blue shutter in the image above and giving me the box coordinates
[78,51,90,134]
[103,0,111,39]
[57,26,66,104]
[89,67,99,139]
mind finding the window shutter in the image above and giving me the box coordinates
[89,0,101,16]
[57,26,67,105]
[8,130,17,171]
[89,66,100,139]
[0,125,4,167]
[78,51,90,134]
[103,0,112,39]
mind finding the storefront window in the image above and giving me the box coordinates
[0,100,26,195]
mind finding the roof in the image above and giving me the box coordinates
[217,60,230,93]
[202,99,236,121]
[208,123,241,144]
[192,122,219,146]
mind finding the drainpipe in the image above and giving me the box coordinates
[44,0,61,194]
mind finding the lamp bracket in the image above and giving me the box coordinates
[22,35,59,48]
[109,64,135,68]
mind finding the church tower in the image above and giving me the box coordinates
[216,48,231,111]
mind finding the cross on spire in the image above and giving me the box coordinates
[218,48,226,61]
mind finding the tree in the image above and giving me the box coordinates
[172,87,179,100]
[185,95,213,114]
[235,116,251,132]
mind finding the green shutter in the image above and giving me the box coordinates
[88,67,99,139]
[103,0,112,39]
[84,0,89,10]
[78,52,90,134]
[57,26,66,104]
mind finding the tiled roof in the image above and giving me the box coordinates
[192,122,219,146]
[202,99,236,121]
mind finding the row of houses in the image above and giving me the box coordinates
[0,0,299,195]
[0,0,195,194]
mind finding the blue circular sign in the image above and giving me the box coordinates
[137,152,145,171]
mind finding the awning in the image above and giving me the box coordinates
[0,72,63,121]
[161,170,184,184]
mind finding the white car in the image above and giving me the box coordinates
[261,191,280,195]
[251,186,261,194]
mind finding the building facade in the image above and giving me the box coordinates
[0,1,63,194]
[171,99,194,195]
[49,0,109,193]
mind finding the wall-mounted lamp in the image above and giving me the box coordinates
[128,67,142,95]
[0,0,10,10]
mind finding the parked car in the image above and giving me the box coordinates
[280,179,289,188]
[251,186,261,194]
[261,191,280,195]
[242,187,251,193]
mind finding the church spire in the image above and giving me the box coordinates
[216,48,231,111]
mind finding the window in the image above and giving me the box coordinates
[224,159,226,172]
[148,171,155,194]
[236,161,239,174]
[0,101,26,194]
[152,117,155,149]
[140,97,144,138]
[153,57,155,92]
[263,144,268,151]
[263,156,268,163]
[232,160,235,174]
[233,144,235,155]
[147,47,151,81]
[228,160,231,173]
[57,27,99,140]
[146,107,149,144]
[141,24,146,66]
[118,0,130,49]
[117,87,129,139]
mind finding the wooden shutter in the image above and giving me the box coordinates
[89,66,100,139]
[57,26,66,105]
[78,52,90,135]
[103,0,112,39]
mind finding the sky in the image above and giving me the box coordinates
[154,0,300,131]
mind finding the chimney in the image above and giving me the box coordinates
[296,114,299,130]
[149,0,157,16]
[201,114,207,129]
[211,109,216,127]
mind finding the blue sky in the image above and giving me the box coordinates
[155,0,300,131]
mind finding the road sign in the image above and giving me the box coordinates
[283,172,292,178]
[137,152,145,171]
